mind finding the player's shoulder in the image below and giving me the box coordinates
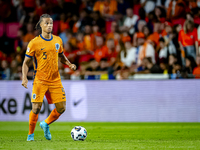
[53,35,62,43]
[28,36,41,45]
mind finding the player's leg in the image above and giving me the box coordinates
[40,84,66,140]
[29,102,43,134]
[40,101,65,141]
[27,83,47,141]
[45,101,66,125]
[44,85,66,125]
[27,102,42,141]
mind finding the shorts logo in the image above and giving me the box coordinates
[55,43,60,51]
[27,47,30,52]
[33,94,36,99]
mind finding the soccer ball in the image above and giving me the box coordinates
[71,126,87,141]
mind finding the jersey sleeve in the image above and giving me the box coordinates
[25,41,35,58]
[59,38,64,54]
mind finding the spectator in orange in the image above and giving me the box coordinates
[137,38,156,66]
[77,32,94,64]
[23,23,35,48]
[68,33,77,49]
[113,32,121,46]
[59,13,70,33]
[83,25,92,51]
[167,0,186,20]
[106,38,118,65]
[135,33,146,64]
[162,22,174,45]
[77,32,85,51]
[94,36,108,62]
[178,20,198,62]
[133,20,147,46]
[193,56,200,78]
[93,0,117,17]
[133,32,145,48]
[121,32,131,44]
[106,21,118,41]
[91,24,102,51]
[147,22,163,46]
[72,21,79,33]
[162,22,172,36]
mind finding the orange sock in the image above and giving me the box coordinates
[45,108,61,125]
[28,111,38,135]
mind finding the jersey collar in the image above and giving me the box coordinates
[40,34,53,41]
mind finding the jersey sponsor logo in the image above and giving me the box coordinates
[27,47,30,52]
[55,43,60,51]
[41,47,46,50]
[32,94,36,99]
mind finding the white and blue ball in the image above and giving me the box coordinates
[71,126,87,141]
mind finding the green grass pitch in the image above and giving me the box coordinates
[0,122,200,150]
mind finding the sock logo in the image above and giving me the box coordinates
[32,94,36,99]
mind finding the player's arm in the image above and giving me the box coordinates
[59,52,76,70]
[22,56,32,88]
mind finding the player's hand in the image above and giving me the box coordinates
[69,64,76,71]
[22,77,28,89]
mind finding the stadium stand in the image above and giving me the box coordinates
[0,0,200,80]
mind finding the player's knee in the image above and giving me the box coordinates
[32,103,42,114]
[56,106,66,114]
[32,107,41,114]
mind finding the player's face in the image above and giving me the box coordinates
[40,18,53,34]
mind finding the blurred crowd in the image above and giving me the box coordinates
[1,0,200,80]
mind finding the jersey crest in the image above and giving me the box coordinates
[55,43,60,51]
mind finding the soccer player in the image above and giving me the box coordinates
[22,14,76,141]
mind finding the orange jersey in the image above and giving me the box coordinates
[178,29,198,46]
[25,34,63,85]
